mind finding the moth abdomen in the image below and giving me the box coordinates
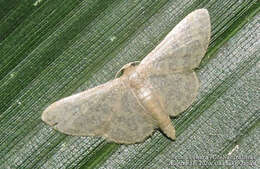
[132,85,175,140]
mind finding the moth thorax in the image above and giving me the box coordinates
[128,72,144,89]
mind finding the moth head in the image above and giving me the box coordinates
[115,61,140,78]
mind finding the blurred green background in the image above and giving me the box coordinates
[0,0,259,168]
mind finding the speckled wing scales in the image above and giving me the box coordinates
[42,79,155,144]
[145,71,199,116]
[137,9,210,116]
[140,9,210,72]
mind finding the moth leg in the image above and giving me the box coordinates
[115,61,140,78]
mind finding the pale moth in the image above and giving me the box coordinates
[42,9,211,144]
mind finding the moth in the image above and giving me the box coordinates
[42,9,211,144]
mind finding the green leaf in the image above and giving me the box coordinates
[0,0,259,168]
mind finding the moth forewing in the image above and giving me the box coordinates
[139,8,210,72]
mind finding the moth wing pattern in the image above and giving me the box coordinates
[144,71,199,116]
[136,9,210,116]
[139,9,210,72]
[42,79,156,144]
